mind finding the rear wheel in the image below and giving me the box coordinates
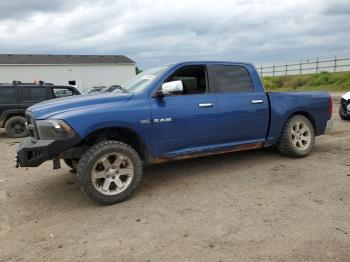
[77,140,142,204]
[278,115,315,158]
[4,116,28,138]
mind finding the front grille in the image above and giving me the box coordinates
[25,112,39,139]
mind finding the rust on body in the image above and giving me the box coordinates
[151,142,263,164]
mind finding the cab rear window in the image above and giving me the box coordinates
[53,88,74,98]
[213,65,254,93]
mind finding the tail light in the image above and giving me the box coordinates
[329,96,333,118]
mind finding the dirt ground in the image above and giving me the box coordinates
[0,94,349,262]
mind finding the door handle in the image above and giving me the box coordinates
[251,99,264,104]
[198,103,214,108]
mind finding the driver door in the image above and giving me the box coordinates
[149,65,218,158]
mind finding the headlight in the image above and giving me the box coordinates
[36,119,76,140]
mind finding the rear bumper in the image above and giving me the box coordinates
[16,136,81,167]
[324,119,334,134]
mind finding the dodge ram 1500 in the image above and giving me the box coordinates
[16,61,333,204]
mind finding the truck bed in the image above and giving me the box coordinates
[266,91,331,143]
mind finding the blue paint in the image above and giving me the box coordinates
[28,61,332,161]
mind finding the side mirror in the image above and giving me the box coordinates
[155,80,183,97]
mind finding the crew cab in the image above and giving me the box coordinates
[16,62,333,204]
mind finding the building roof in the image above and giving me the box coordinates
[0,54,135,65]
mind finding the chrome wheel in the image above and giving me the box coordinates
[91,153,134,196]
[291,121,311,150]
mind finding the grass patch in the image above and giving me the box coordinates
[263,71,350,92]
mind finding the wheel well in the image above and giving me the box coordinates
[287,111,316,132]
[4,113,25,124]
[83,127,149,161]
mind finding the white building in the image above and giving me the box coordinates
[0,54,136,92]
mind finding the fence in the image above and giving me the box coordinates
[257,56,350,77]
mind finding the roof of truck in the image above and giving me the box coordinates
[167,61,255,67]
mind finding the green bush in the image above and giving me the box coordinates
[263,71,350,92]
[309,72,330,86]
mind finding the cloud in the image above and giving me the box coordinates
[0,0,349,68]
[0,0,79,19]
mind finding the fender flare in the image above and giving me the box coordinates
[0,109,26,127]
[82,125,151,162]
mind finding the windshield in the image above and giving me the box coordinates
[119,66,168,93]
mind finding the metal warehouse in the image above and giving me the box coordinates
[0,54,136,92]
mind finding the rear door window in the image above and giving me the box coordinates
[213,65,254,93]
[53,88,74,98]
[0,87,17,103]
[21,87,47,103]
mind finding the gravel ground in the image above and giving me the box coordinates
[0,94,349,262]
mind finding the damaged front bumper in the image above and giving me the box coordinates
[16,136,81,168]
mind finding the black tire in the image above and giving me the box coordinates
[63,159,78,173]
[77,140,142,205]
[4,116,29,138]
[339,103,350,120]
[278,115,315,158]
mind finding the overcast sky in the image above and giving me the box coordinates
[0,0,349,69]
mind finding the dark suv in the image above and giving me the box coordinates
[0,81,81,138]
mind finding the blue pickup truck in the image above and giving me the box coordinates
[16,61,333,204]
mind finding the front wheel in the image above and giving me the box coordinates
[278,115,315,158]
[77,140,142,204]
[4,116,28,138]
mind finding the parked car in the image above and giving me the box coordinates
[87,85,124,94]
[103,85,125,93]
[339,92,350,120]
[87,86,107,94]
[0,81,81,138]
[16,62,333,204]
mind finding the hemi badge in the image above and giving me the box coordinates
[140,119,151,124]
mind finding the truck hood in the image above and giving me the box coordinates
[29,93,133,119]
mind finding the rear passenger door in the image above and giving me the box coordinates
[0,86,19,120]
[20,86,48,107]
[210,64,269,144]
